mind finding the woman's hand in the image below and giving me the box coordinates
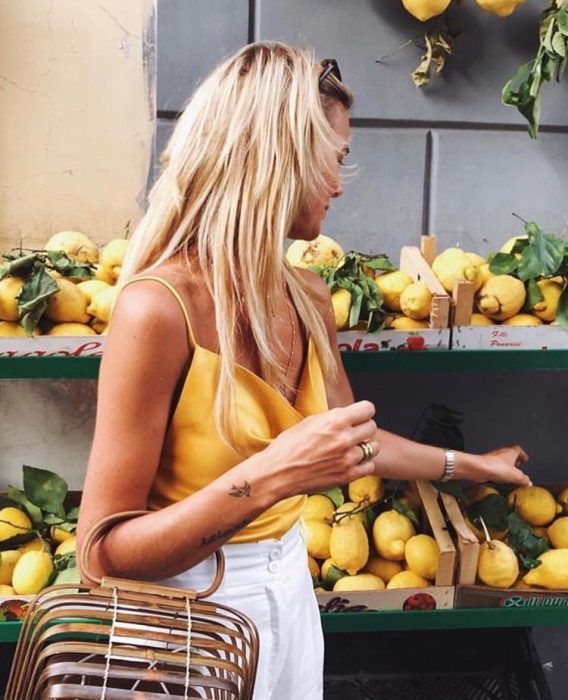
[262,399,380,498]
[458,444,531,486]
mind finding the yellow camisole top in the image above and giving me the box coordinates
[125,276,329,543]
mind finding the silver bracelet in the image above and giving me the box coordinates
[440,449,456,482]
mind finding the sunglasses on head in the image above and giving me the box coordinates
[318,58,342,87]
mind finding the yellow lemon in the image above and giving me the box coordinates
[476,275,526,321]
[432,247,483,293]
[532,279,563,323]
[363,555,404,583]
[386,570,429,589]
[508,486,557,527]
[19,537,51,554]
[404,534,440,580]
[55,536,77,557]
[321,558,348,589]
[329,519,369,575]
[86,285,120,324]
[333,573,385,592]
[523,549,568,589]
[402,0,451,21]
[0,550,22,585]
[11,551,53,595]
[77,279,111,304]
[0,277,24,321]
[46,322,97,336]
[101,238,129,280]
[45,278,90,323]
[476,0,525,17]
[389,315,429,330]
[331,288,352,330]
[502,314,542,326]
[0,584,16,596]
[469,313,494,326]
[304,520,332,560]
[547,518,568,549]
[334,501,367,525]
[400,282,432,320]
[477,540,518,588]
[0,321,41,337]
[44,230,99,264]
[286,234,344,268]
[348,475,383,506]
[0,507,32,541]
[372,510,416,561]
[49,526,75,545]
[476,263,495,286]
[303,494,335,522]
[307,555,320,581]
[375,271,413,312]
[93,263,116,285]
[557,488,568,515]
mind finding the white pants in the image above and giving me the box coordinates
[159,523,324,700]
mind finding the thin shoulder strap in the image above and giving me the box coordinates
[122,275,197,348]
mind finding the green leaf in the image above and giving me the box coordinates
[17,266,58,334]
[557,8,568,36]
[502,62,532,106]
[507,512,549,567]
[23,465,68,517]
[0,253,39,280]
[0,531,36,550]
[322,563,348,590]
[466,494,509,532]
[348,285,364,328]
[516,224,564,280]
[42,513,65,525]
[526,278,544,310]
[488,253,519,275]
[53,552,76,573]
[433,480,470,504]
[52,566,81,585]
[552,32,567,57]
[66,506,80,522]
[392,498,420,528]
[555,283,568,329]
[6,486,44,526]
[45,250,94,280]
[319,487,344,509]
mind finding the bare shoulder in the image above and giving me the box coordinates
[295,268,332,309]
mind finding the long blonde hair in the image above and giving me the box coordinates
[121,42,353,450]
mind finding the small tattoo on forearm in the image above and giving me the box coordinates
[200,519,251,547]
[229,481,252,497]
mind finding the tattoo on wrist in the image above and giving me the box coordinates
[229,481,252,497]
[201,519,251,547]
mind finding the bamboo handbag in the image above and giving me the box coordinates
[5,510,260,700]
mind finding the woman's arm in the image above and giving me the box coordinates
[77,280,379,583]
[310,273,531,487]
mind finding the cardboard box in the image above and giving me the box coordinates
[0,336,104,358]
[337,242,452,352]
[439,484,568,608]
[451,323,568,351]
[316,480,457,612]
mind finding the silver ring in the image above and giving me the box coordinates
[357,441,374,464]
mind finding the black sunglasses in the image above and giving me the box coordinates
[318,58,342,87]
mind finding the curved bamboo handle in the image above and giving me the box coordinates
[80,510,225,599]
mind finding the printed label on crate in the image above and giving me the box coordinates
[456,585,568,609]
[338,329,450,352]
[0,337,105,357]
[316,586,454,612]
[452,325,568,351]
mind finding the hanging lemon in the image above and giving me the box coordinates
[402,0,451,21]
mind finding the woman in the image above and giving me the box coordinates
[77,42,530,699]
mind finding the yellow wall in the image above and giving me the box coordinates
[0,0,156,252]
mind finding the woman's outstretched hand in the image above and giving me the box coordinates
[465,445,531,486]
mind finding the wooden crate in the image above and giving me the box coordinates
[316,480,457,612]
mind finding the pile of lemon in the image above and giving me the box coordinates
[0,230,128,338]
[466,484,568,590]
[0,506,77,597]
[431,239,563,328]
[304,477,441,593]
[402,0,524,23]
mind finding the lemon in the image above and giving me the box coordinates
[557,488,568,515]
[390,315,429,330]
[470,313,493,326]
[334,501,367,525]
[55,536,77,557]
[0,584,16,596]
[475,0,525,17]
[523,549,568,589]
[304,519,332,560]
[12,550,53,595]
[19,537,51,554]
[476,275,526,321]
[77,279,111,303]
[307,555,320,581]
[502,314,542,326]
[363,555,403,583]
[286,234,344,268]
[86,285,120,323]
[500,235,528,254]
[0,277,24,321]
[303,494,335,522]
[46,322,97,336]
[93,263,116,285]
[45,278,90,323]
[508,486,557,527]
[547,518,568,549]
[101,238,129,280]
[0,321,41,337]
[334,573,385,592]
[402,0,451,21]
[386,570,429,589]
[331,288,351,330]
[404,534,440,580]
[477,540,518,588]
[348,475,383,506]
[532,279,563,323]
[0,550,22,585]
[476,263,495,286]
[0,507,32,541]
[432,248,483,294]
[321,558,348,588]
[372,510,416,561]
[375,271,413,312]
[44,230,99,264]
[400,282,432,321]
[49,526,75,545]
[329,519,369,575]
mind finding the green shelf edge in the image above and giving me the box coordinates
[2,350,568,379]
